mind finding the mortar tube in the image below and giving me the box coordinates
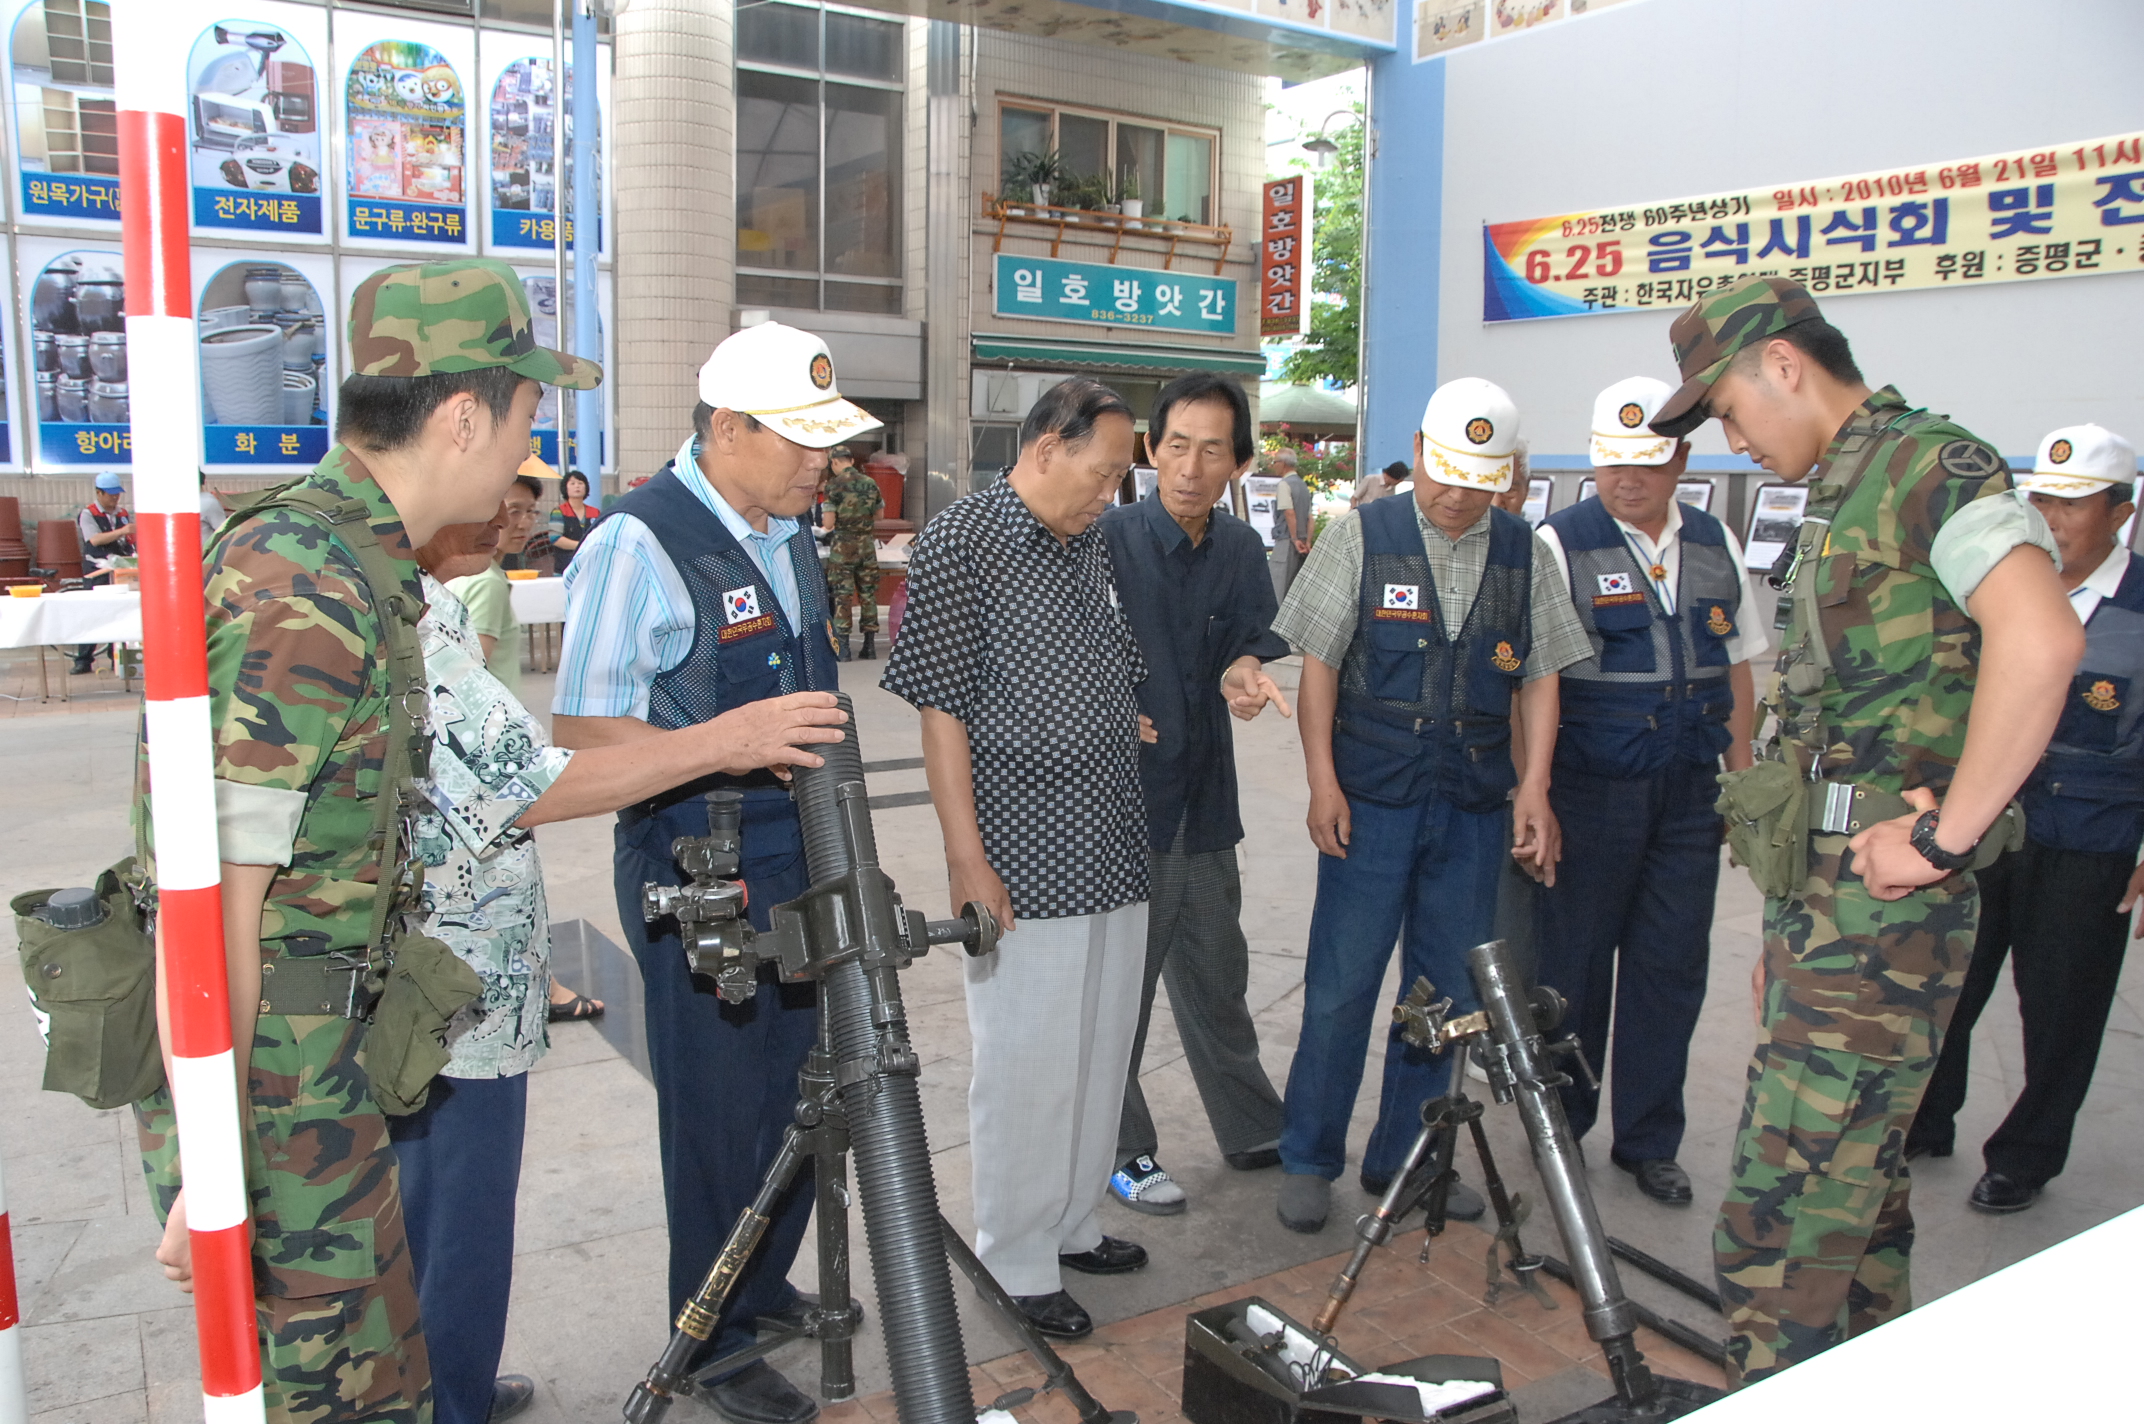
[790,698,975,1424]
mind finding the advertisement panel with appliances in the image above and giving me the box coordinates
[186,7,327,239]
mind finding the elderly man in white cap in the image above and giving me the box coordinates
[1267,376,1591,1234]
[553,321,880,1424]
[1907,422,2143,1216]
[1531,376,1770,1208]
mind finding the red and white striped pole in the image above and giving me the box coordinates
[114,6,264,1421]
[1,1144,26,1424]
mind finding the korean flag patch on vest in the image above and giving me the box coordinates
[1596,572,1634,597]
[723,586,762,625]
[1383,584,1419,610]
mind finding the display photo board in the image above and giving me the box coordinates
[337,10,475,250]
[197,250,333,472]
[1744,482,1810,572]
[185,5,328,240]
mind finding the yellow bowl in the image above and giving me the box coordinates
[504,569,541,581]
[8,585,43,598]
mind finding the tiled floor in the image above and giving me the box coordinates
[817,1221,1725,1424]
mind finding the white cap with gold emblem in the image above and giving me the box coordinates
[1418,377,1521,492]
[697,320,883,449]
[2015,423,2138,498]
[1588,376,1678,468]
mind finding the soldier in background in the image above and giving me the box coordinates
[1656,276,2080,1386]
[821,443,885,660]
[1909,424,2144,1215]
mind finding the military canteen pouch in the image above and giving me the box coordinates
[1716,760,1809,900]
[13,858,165,1110]
[358,928,482,1117]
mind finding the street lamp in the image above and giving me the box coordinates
[1301,110,1355,165]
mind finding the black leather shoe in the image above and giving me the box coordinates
[1970,1170,2041,1214]
[859,631,876,660]
[1224,1144,1282,1171]
[700,1361,820,1424]
[1012,1290,1093,1340]
[1059,1236,1147,1274]
[489,1375,536,1421]
[1614,1155,1694,1206]
[756,1292,864,1336]
[1360,1172,1485,1222]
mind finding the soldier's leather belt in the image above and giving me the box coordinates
[1805,780,1910,836]
[259,952,379,1019]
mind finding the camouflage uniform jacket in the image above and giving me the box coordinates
[1774,386,2051,801]
[824,469,884,550]
[142,445,425,959]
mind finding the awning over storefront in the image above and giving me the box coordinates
[972,333,1268,377]
[1259,381,1358,432]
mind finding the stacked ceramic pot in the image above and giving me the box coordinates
[205,264,322,427]
[30,257,127,426]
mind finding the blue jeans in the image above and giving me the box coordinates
[388,1071,529,1424]
[1281,792,1506,1182]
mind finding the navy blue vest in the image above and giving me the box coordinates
[1332,496,1533,812]
[1542,496,1741,779]
[2024,553,2144,854]
[615,463,839,728]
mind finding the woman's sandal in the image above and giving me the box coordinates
[548,990,606,1023]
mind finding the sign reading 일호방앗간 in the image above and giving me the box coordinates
[1260,175,1313,336]
[994,254,1236,335]
[1484,131,2144,322]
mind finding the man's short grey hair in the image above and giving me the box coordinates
[1269,448,1300,471]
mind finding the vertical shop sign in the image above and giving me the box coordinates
[490,56,595,251]
[26,247,131,466]
[198,258,330,468]
[186,20,323,235]
[345,39,466,243]
[1260,175,1312,337]
[10,0,123,224]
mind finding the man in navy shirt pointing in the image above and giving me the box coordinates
[1099,373,1293,1216]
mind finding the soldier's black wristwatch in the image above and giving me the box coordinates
[1909,810,1975,873]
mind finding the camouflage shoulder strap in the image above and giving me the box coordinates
[232,483,431,966]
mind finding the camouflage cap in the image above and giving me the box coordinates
[348,258,602,389]
[1650,275,1822,439]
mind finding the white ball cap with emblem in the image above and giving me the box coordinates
[1589,376,1679,468]
[697,320,884,449]
[1419,377,1520,493]
[2016,423,2138,498]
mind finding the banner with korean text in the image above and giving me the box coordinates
[994,254,1237,335]
[1260,175,1312,336]
[1483,131,2144,322]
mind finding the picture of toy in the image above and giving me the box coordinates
[346,39,466,211]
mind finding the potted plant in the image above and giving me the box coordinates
[1019,149,1063,210]
[1119,167,1144,222]
[1099,171,1122,217]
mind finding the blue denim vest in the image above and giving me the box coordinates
[1332,496,1533,812]
[2025,552,2144,854]
[1543,496,1740,779]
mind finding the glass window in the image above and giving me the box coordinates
[737,1,819,69]
[825,280,902,314]
[1057,112,1107,189]
[824,10,902,81]
[1164,132,1212,225]
[737,69,819,273]
[738,273,819,309]
[1000,106,1050,187]
[1116,123,1162,206]
[825,82,899,278]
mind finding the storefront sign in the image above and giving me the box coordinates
[346,38,468,245]
[994,254,1236,335]
[197,255,333,471]
[187,17,324,237]
[1260,175,1312,337]
[8,0,120,227]
[24,244,129,467]
[488,56,596,251]
[1485,130,2144,322]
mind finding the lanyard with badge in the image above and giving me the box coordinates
[1616,526,1675,616]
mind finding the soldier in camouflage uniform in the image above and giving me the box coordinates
[1647,276,2081,1387]
[134,258,600,1424]
[820,444,884,660]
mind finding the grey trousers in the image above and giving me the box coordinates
[1117,832,1285,1162]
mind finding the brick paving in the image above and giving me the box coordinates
[819,1220,1725,1423]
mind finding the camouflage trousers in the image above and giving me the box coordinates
[824,542,880,635]
[1714,837,1976,1388]
[136,1014,432,1423]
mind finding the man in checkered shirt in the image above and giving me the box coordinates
[882,378,1154,1343]
[1268,377,1591,1237]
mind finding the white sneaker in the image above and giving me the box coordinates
[1109,1155,1188,1215]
